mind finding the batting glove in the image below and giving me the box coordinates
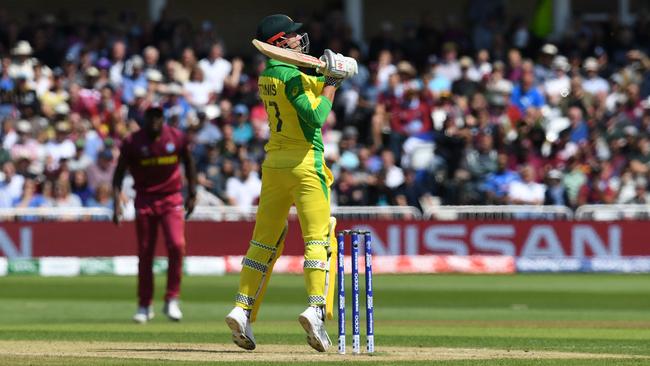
[318,49,358,79]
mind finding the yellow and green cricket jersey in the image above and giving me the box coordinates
[258,59,332,169]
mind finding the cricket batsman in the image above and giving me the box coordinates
[112,105,197,323]
[225,14,357,352]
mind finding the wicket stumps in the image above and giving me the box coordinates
[336,230,374,355]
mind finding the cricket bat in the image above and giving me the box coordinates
[252,39,325,69]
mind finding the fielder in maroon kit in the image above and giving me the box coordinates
[112,106,197,323]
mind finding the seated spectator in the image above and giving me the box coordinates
[225,159,261,209]
[577,166,616,205]
[45,121,75,168]
[0,161,25,205]
[86,182,113,209]
[70,170,93,206]
[334,169,366,206]
[511,70,545,115]
[544,169,570,206]
[232,104,253,145]
[48,179,82,208]
[507,165,544,205]
[86,149,115,192]
[395,169,428,210]
[582,57,609,96]
[13,178,47,208]
[451,57,480,98]
[625,177,650,204]
[481,153,520,204]
[381,149,404,190]
[184,66,215,107]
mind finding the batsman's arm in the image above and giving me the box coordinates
[285,74,335,129]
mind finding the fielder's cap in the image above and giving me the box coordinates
[11,40,33,56]
[541,43,558,55]
[256,14,303,44]
[583,57,599,71]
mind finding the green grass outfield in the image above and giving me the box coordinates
[0,274,649,365]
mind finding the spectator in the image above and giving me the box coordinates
[577,166,616,205]
[48,179,82,208]
[451,56,481,98]
[122,56,147,104]
[582,57,609,96]
[0,161,25,207]
[70,170,93,206]
[511,70,545,114]
[199,41,231,94]
[232,104,253,145]
[184,66,214,107]
[625,177,650,204]
[544,169,570,206]
[45,121,75,168]
[86,182,114,209]
[13,178,47,208]
[534,44,558,85]
[86,149,115,192]
[225,159,261,209]
[507,165,544,205]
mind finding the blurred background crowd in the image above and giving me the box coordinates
[1,3,650,218]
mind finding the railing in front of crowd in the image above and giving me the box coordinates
[3,205,650,221]
[422,205,574,220]
[575,204,650,220]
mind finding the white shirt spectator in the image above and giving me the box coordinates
[226,172,261,209]
[2,130,18,150]
[45,139,76,165]
[385,165,405,189]
[437,61,462,82]
[508,180,545,204]
[0,174,24,203]
[583,76,610,95]
[545,75,570,98]
[184,80,213,106]
[110,61,124,87]
[199,57,231,94]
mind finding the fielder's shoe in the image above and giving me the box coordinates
[298,306,331,352]
[163,298,183,321]
[132,305,154,324]
[225,306,256,350]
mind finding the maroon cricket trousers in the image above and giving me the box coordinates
[135,192,185,307]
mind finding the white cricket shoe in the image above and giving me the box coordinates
[225,306,256,350]
[133,305,154,324]
[298,306,331,352]
[163,299,183,321]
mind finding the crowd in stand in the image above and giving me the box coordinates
[1,6,650,219]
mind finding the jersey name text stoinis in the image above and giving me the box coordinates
[260,83,277,96]
[257,59,333,167]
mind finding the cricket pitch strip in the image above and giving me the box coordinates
[0,340,646,363]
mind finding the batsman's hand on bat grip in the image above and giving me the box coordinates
[318,49,358,79]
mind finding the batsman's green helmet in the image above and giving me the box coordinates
[256,14,303,44]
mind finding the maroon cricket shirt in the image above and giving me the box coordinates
[120,125,189,209]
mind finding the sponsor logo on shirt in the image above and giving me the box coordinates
[166,142,176,153]
[140,155,178,166]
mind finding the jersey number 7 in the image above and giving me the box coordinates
[265,100,283,132]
